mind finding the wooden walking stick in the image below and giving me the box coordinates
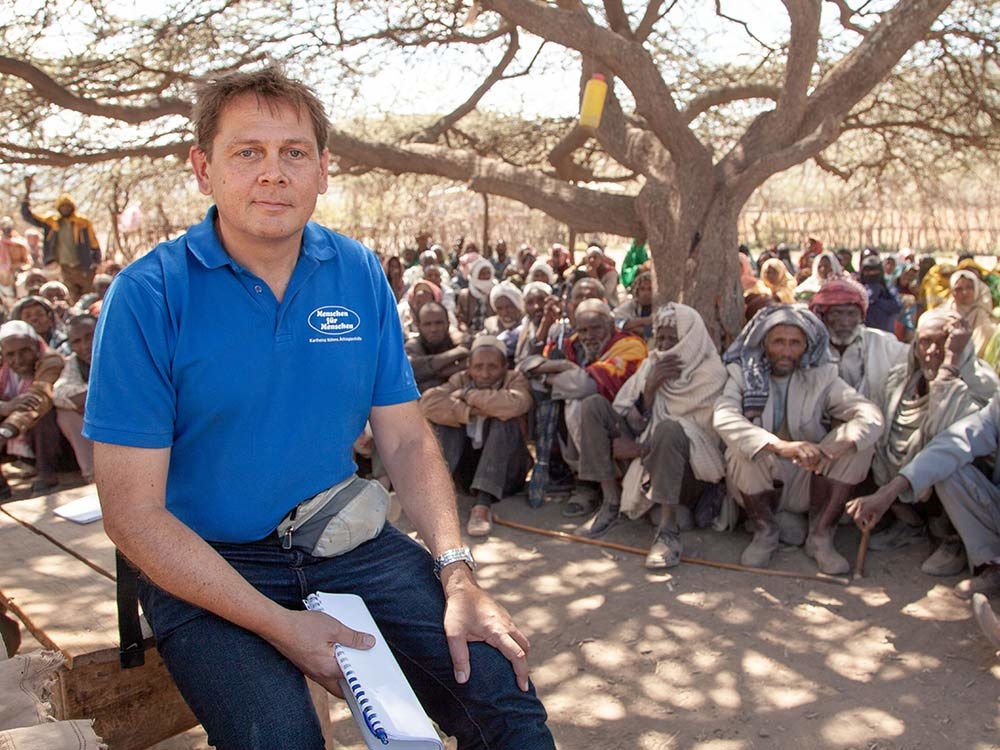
[853,526,871,580]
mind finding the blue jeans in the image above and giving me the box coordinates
[138,524,554,750]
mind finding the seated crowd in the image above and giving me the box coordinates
[0,207,116,497]
[379,234,1000,628]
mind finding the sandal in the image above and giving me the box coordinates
[561,494,599,518]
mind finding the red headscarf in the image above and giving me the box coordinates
[808,277,869,318]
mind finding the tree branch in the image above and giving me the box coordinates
[482,0,711,171]
[412,29,519,143]
[775,0,821,134]
[824,0,872,36]
[0,141,189,166]
[327,129,642,236]
[603,0,633,38]
[635,1,669,42]
[0,56,191,124]
[682,84,783,123]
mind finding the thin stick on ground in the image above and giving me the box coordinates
[492,514,851,586]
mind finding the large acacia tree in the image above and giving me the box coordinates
[1,0,996,339]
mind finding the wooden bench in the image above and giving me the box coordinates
[0,486,336,749]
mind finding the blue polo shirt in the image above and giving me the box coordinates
[83,208,419,542]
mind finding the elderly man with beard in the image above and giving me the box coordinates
[526,299,647,533]
[485,281,525,367]
[405,301,470,393]
[611,303,728,568]
[420,336,534,537]
[0,320,66,497]
[864,310,1000,575]
[714,305,883,573]
[809,277,909,411]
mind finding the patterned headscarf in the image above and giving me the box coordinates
[722,304,831,418]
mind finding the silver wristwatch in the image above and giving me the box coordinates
[433,546,476,579]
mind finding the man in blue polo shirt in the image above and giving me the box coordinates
[84,67,553,750]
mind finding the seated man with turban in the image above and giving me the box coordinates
[485,281,525,368]
[522,298,647,526]
[611,303,728,568]
[420,335,534,537]
[809,276,908,433]
[714,305,883,574]
[867,310,999,574]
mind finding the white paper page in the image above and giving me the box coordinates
[53,494,102,524]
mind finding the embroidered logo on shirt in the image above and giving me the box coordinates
[307,306,362,343]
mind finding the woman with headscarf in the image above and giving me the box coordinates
[455,257,496,335]
[947,269,998,363]
[759,257,797,304]
[893,261,919,341]
[858,254,902,334]
[397,279,444,337]
[793,251,843,302]
[613,303,728,569]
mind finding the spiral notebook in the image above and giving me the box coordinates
[304,592,444,750]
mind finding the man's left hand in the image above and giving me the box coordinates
[441,569,531,692]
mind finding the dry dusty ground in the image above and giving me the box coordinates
[147,490,1000,750]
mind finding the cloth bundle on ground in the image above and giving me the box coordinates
[0,650,106,749]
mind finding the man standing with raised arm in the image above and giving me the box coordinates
[83,67,553,750]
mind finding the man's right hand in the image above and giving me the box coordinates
[768,439,824,470]
[847,475,911,531]
[642,353,682,405]
[268,609,375,699]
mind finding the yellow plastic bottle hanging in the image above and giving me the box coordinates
[579,73,608,131]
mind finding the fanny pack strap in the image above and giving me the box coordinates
[281,476,370,550]
[116,548,145,669]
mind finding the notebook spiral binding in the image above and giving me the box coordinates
[335,643,389,745]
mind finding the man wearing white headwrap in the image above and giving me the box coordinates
[863,309,1000,574]
[612,303,728,568]
[527,260,556,286]
[0,319,66,497]
[514,282,553,366]
[485,282,524,367]
[455,257,496,334]
[420,335,533,538]
[714,305,883,573]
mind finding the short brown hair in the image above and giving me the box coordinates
[192,65,330,157]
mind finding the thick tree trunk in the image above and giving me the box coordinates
[636,182,743,346]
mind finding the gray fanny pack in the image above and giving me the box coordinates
[276,475,390,557]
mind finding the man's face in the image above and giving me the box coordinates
[569,280,605,322]
[764,324,807,377]
[25,234,40,250]
[915,320,948,380]
[576,312,612,362]
[1,336,38,377]
[495,241,507,260]
[58,203,74,218]
[19,303,51,337]
[654,321,679,352]
[42,287,68,306]
[524,290,549,324]
[823,304,864,346]
[952,277,976,307]
[469,348,506,389]
[190,93,329,252]
[1,227,11,239]
[69,320,96,365]
[493,296,520,328]
[416,306,449,348]
[836,250,852,269]
[477,267,492,281]
[410,284,435,313]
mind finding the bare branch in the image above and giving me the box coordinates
[482,0,711,170]
[0,141,188,166]
[824,0,872,36]
[683,84,782,123]
[635,1,669,42]
[547,125,594,181]
[0,56,191,124]
[713,1,776,51]
[814,153,853,180]
[412,29,519,144]
[775,0,821,133]
[603,0,633,38]
[327,129,642,236]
